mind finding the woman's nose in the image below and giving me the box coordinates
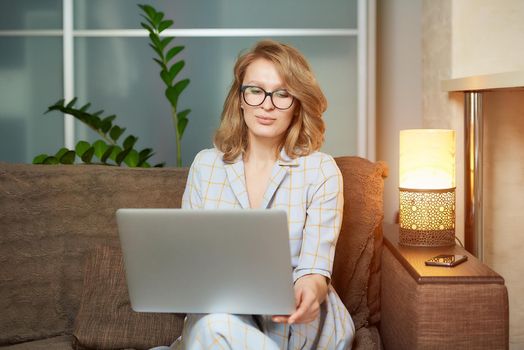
[261,94,275,110]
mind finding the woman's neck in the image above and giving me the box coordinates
[245,134,280,164]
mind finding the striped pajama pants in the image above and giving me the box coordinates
[170,285,354,350]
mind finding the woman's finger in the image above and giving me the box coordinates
[289,288,316,324]
[294,285,303,307]
[271,315,290,323]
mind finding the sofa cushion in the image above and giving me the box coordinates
[332,157,387,330]
[352,326,381,350]
[0,335,74,350]
[73,245,184,350]
[0,163,188,344]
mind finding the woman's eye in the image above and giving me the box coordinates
[247,87,263,94]
[274,90,290,98]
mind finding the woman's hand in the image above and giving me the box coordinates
[272,274,328,324]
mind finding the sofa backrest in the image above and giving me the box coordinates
[0,157,387,344]
[332,157,388,330]
[0,164,188,344]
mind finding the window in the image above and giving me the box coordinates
[0,0,374,166]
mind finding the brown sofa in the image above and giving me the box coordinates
[0,157,508,349]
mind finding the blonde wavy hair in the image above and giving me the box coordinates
[214,40,327,163]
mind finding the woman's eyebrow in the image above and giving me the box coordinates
[244,81,287,90]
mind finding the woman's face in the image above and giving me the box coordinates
[240,58,296,146]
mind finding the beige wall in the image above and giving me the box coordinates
[421,0,465,242]
[422,0,524,348]
[377,0,423,224]
[484,91,524,349]
[452,0,524,77]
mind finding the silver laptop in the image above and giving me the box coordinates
[116,208,295,315]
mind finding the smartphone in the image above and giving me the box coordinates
[425,254,468,267]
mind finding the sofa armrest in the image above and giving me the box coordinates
[379,224,509,350]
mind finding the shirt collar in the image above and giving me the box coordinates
[225,147,299,167]
[277,148,300,166]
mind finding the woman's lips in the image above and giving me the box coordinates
[255,116,276,125]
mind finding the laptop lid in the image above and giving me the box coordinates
[116,208,295,315]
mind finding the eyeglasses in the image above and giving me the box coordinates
[240,85,295,110]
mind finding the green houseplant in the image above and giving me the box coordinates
[139,4,191,167]
[33,4,190,167]
[33,99,162,167]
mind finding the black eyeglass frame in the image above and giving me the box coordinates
[240,85,295,110]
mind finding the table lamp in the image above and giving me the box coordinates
[399,129,456,247]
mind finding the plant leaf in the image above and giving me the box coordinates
[55,147,69,159]
[93,140,108,159]
[45,99,64,114]
[81,147,95,163]
[137,148,154,166]
[72,110,90,125]
[149,33,161,47]
[123,135,138,150]
[66,97,78,108]
[124,149,139,167]
[140,148,152,156]
[178,118,189,139]
[166,45,184,62]
[102,114,117,123]
[159,36,173,51]
[160,69,172,86]
[109,146,122,162]
[177,109,191,138]
[140,22,153,33]
[116,148,132,166]
[88,115,101,129]
[109,125,125,142]
[59,150,76,164]
[178,108,191,120]
[140,14,156,29]
[100,115,116,133]
[174,78,190,95]
[149,43,164,59]
[153,11,164,26]
[33,154,48,164]
[158,19,173,32]
[168,60,185,81]
[153,58,164,69]
[43,156,59,165]
[154,162,166,168]
[79,103,91,112]
[165,86,178,108]
[101,145,115,163]
[138,4,156,20]
[75,141,90,157]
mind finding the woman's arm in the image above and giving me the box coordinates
[292,154,344,283]
[274,154,344,324]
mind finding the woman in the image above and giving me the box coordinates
[176,40,354,349]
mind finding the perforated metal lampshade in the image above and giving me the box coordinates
[399,129,456,247]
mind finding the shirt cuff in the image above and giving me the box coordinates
[292,268,331,284]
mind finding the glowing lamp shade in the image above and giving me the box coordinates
[398,129,456,247]
[399,129,455,189]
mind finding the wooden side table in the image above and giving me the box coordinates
[380,223,509,350]
[383,223,503,285]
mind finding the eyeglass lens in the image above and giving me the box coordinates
[242,86,294,110]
